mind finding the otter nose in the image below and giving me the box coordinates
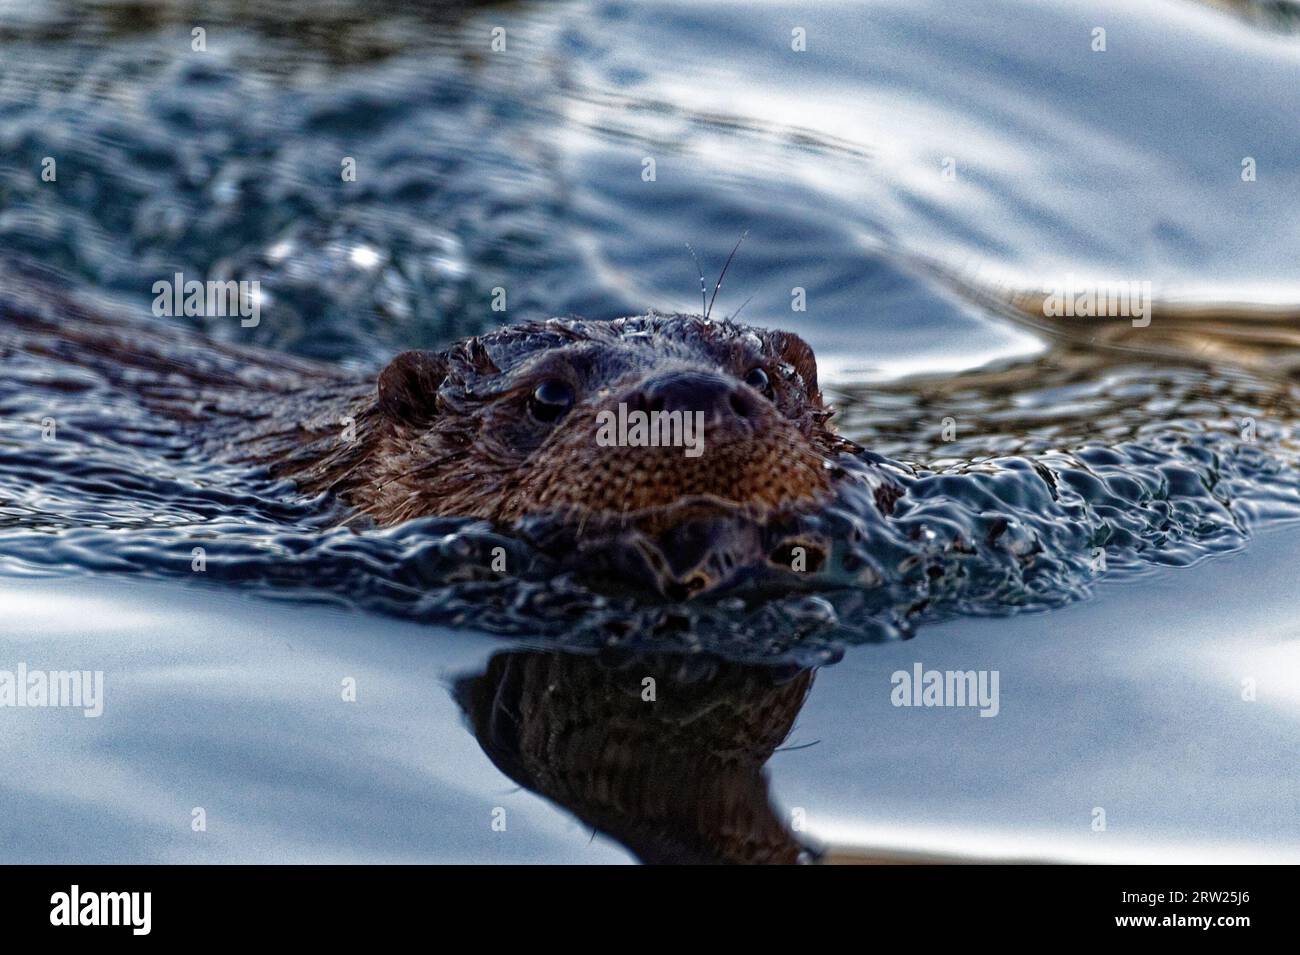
[640,370,763,423]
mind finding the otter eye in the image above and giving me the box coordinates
[528,378,574,423]
[743,366,772,397]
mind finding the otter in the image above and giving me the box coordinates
[225,315,852,521]
[1,281,889,600]
[7,267,1294,622]
[205,314,884,598]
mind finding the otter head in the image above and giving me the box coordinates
[368,314,849,597]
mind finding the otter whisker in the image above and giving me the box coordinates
[774,740,821,752]
[375,451,466,492]
[375,464,428,493]
[706,229,749,320]
[685,242,708,317]
[729,292,757,323]
[575,500,592,540]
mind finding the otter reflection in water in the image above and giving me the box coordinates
[454,648,817,864]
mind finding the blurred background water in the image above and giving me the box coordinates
[3,0,1298,373]
[2,0,1300,862]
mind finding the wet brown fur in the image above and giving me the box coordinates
[226,314,853,529]
[1,284,852,536]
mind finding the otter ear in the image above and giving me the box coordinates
[767,331,822,403]
[378,350,449,426]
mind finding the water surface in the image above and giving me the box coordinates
[2,0,1299,862]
